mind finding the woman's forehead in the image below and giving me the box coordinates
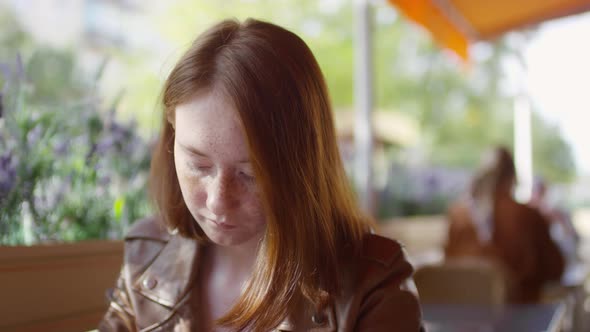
[174,93,249,162]
[176,90,240,124]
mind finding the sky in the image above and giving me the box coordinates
[525,12,590,176]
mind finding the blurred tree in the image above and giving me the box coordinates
[152,0,356,107]
[0,5,31,59]
[532,111,576,182]
[146,0,575,183]
[372,5,575,182]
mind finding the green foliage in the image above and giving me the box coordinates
[376,160,470,217]
[372,13,575,183]
[0,7,30,59]
[532,112,576,182]
[0,51,152,245]
[0,7,154,244]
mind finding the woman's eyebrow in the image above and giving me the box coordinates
[178,141,251,164]
[178,142,209,157]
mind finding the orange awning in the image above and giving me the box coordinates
[388,0,590,60]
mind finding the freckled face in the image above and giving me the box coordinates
[173,92,266,247]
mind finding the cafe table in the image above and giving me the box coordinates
[422,302,567,332]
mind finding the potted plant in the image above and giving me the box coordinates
[0,50,152,331]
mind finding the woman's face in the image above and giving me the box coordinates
[173,92,266,247]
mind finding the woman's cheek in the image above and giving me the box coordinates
[192,185,208,205]
[243,194,266,221]
[177,171,206,203]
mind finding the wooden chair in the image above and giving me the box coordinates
[378,215,447,257]
[414,259,507,306]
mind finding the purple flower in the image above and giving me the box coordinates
[15,54,25,81]
[0,63,11,79]
[0,152,17,199]
[425,172,440,193]
[123,136,143,156]
[98,173,111,186]
[96,136,114,154]
[53,139,69,156]
[109,122,132,141]
[26,125,43,147]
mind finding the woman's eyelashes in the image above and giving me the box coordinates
[185,160,256,184]
[238,170,256,183]
[186,161,213,174]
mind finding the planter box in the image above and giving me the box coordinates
[0,240,123,332]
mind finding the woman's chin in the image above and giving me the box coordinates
[202,228,247,247]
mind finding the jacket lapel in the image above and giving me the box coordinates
[274,299,336,331]
[133,234,198,308]
[129,234,337,331]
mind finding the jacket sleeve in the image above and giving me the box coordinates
[354,280,423,331]
[98,269,137,332]
[354,243,424,332]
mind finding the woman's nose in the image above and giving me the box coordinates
[205,173,238,215]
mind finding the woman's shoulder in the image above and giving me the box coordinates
[355,233,415,285]
[121,216,174,277]
[359,234,408,267]
[125,215,171,242]
[339,233,416,298]
[336,234,422,330]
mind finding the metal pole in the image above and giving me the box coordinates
[514,95,533,203]
[353,0,375,214]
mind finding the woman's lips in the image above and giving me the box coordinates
[207,218,236,230]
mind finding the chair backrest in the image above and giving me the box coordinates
[0,240,123,332]
[378,215,447,256]
[414,259,507,306]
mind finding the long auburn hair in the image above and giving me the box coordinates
[150,18,369,331]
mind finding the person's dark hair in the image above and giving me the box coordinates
[494,146,516,187]
[149,18,369,331]
[471,146,516,198]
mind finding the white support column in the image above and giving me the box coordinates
[514,95,533,203]
[353,0,375,214]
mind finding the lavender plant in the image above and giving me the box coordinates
[378,162,469,218]
[0,52,152,245]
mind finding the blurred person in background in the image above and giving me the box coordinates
[529,177,580,266]
[99,18,423,331]
[445,146,564,303]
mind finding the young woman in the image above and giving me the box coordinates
[99,18,422,331]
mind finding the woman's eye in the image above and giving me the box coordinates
[239,171,256,183]
[187,162,211,173]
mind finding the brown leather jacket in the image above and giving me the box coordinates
[98,217,423,331]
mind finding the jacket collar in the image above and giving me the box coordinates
[274,290,336,332]
[131,233,336,331]
[274,307,336,331]
[133,233,199,308]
